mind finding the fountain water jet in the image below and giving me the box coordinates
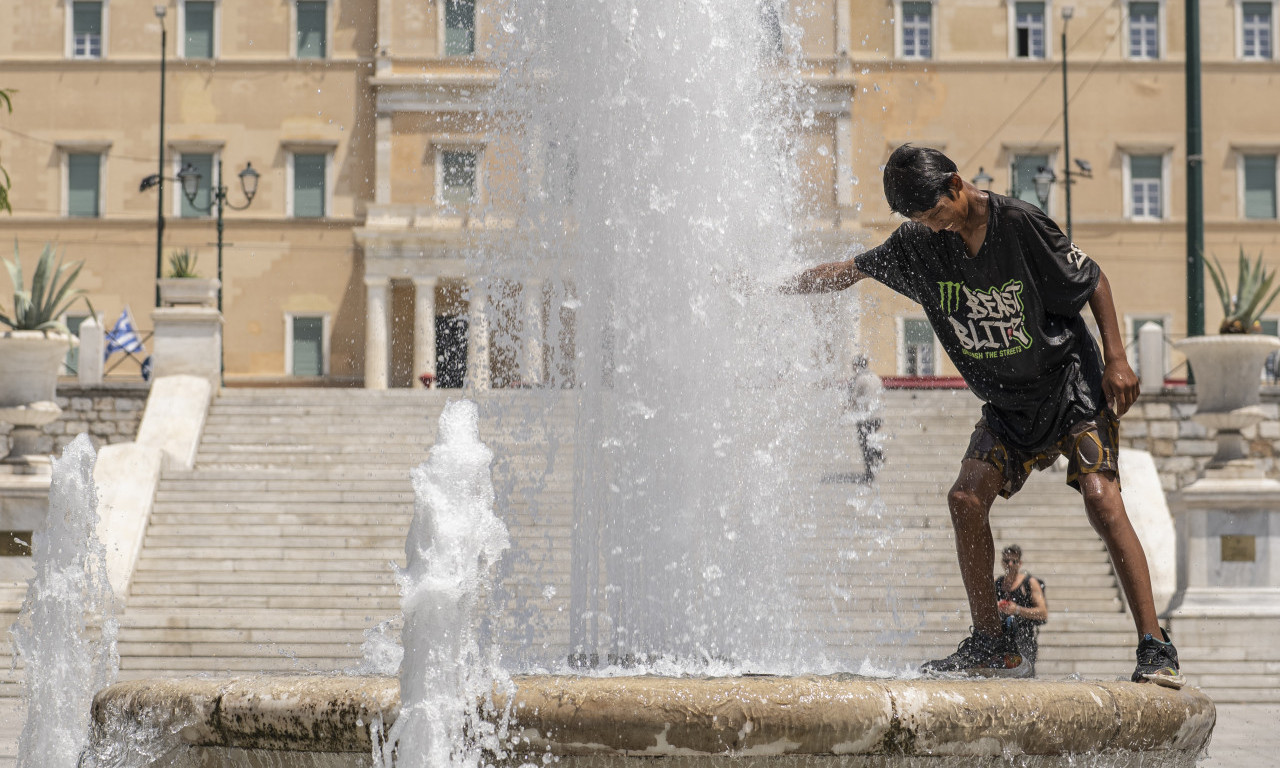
[12,433,118,767]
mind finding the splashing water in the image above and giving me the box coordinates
[478,0,858,669]
[11,434,119,767]
[377,400,513,768]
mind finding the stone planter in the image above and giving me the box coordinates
[158,277,220,308]
[0,330,76,471]
[1174,334,1280,466]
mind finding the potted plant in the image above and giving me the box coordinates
[157,248,220,308]
[0,243,86,469]
[1174,248,1280,466]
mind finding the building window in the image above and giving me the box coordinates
[1011,153,1050,210]
[1242,1,1274,59]
[1243,154,1278,219]
[544,140,577,203]
[444,0,476,56]
[66,153,101,218]
[71,1,104,59]
[288,314,327,377]
[901,2,933,59]
[1013,1,1047,59]
[901,318,937,376]
[292,153,326,218]
[1128,154,1164,219]
[296,1,327,59]
[1128,1,1160,59]
[183,1,216,59]
[439,150,478,208]
[179,153,214,218]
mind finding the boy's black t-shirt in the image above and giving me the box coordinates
[853,193,1104,453]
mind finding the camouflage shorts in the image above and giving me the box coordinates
[963,410,1121,499]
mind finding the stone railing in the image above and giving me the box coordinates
[1120,388,1280,492]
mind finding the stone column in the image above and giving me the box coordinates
[364,275,390,390]
[77,315,104,386]
[835,112,854,211]
[466,281,490,390]
[1138,322,1164,393]
[375,115,392,205]
[522,279,546,387]
[413,277,438,388]
[151,306,222,390]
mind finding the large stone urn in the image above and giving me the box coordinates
[0,330,75,473]
[1174,334,1280,466]
[157,277,220,308]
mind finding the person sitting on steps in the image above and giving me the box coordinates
[995,544,1047,675]
[781,143,1184,688]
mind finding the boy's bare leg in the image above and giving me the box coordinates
[1077,471,1162,639]
[947,459,1007,638]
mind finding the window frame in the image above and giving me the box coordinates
[172,145,222,219]
[1007,149,1057,213]
[60,146,107,218]
[894,0,935,60]
[284,312,331,377]
[1124,0,1165,60]
[439,0,477,58]
[292,0,329,60]
[179,0,220,60]
[1238,150,1280,220]
[1007,0,1053,60]
[1122,150,1171,221]
[66,0,108,60]
[288,150,331,219]
[896,315,942,377]
[433,141,485,209]
[1237,0,1277,60]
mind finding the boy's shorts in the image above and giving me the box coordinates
[963,409,1121,499]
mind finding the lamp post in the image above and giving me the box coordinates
[177,159,259,315]
[1061,5,1075,240]
[1185,0,1205,337]
[152,5,167,307]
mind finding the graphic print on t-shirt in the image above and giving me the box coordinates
[938,279,1033,360]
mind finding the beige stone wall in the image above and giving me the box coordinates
[844,0,1280,378]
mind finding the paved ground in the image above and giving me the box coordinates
[0,698,1275,765]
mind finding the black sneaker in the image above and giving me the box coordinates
[1132,629,1186,689]
[921,628,1031,678]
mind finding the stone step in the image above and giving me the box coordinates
[131,583,400,598]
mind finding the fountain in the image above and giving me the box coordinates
[83,0,1213,764]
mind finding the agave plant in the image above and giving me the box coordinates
[1205,248,1280,334]
[0,242,87,333]
[167,248,200,278]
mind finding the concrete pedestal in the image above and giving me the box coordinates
[0,472,51,531]
[151,307,223,389]
[1170,466,1280,617]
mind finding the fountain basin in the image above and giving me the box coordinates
[91,674,1214,765]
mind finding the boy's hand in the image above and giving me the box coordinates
[1102,358,1140,417]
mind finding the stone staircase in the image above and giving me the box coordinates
[7,384,1243,697]
[114,389,574,682]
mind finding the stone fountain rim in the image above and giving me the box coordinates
[90,673,1216,758]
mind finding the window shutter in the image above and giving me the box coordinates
[293,154,326,217]
[67,154,100,217]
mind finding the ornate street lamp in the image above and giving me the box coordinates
[1034,166,1057,210]
[971,167,994,190]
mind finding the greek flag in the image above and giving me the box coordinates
[104,308,144,360]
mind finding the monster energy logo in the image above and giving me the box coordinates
[938,281,964,314]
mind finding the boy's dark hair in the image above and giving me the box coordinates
[1002,544,1023,560]
[882,144,960,217]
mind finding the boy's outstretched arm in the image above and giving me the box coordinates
[1088,269,1141,416]
[779,257,867,294]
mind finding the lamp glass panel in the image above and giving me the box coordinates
[180,153,213,218]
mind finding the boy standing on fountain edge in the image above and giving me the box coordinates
[781,144,1185,688]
